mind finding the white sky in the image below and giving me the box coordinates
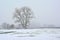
[0,0,60,27]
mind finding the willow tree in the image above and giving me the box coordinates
[13,7,33,29]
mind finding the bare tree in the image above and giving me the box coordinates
[1,23,10,29]
[13,7,33,29]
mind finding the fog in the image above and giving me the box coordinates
[0,0,60,27]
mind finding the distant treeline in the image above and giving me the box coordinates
[0,23,60,29]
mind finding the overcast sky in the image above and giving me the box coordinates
[0,0,60,27]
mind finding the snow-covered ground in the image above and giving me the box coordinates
[0,29,60,40]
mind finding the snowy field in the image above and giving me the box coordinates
[0,29,60,40]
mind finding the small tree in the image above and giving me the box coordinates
[9,24,15,29]
[13,7,33,29]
